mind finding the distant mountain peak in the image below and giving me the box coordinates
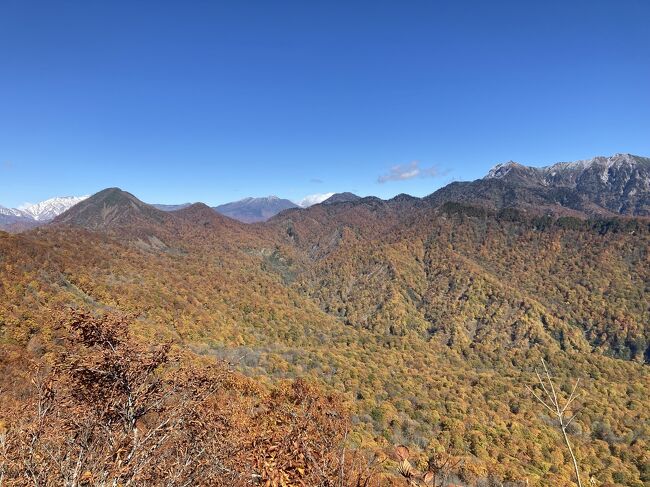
[237,195,280,203]
[486,154,646,181]
[389,193,419,203]
[321,192,361,205]
[543,153,646,173]
[430,153,650,216]
[52,187,168,230]
[173,202,235,227]
[485,161,524,179]
[184,202,212,210]
[0,205,30,218]
[12,195,88,222]
[214,196,297,223]
[153,203,192,212]
[0,194,89,232]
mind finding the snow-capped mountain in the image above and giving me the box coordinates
[485,153,650,187]
[1,195,89,232]
[0,205,31,219]
[0,205,39,232]
[428,153,650,216]
[20,195,90,221]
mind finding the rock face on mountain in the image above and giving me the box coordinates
[52,188,170,230]
[428,153,650,216]
[214,196,297,223]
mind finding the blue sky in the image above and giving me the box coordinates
[1,0,649,208]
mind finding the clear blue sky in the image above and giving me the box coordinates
[1,0,649,207]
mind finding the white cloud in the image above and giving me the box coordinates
[296,192,335,207]
[377,161,443,183]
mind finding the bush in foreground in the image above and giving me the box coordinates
[0,311,382,486]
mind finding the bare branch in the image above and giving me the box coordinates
[535,369,555,406]
[565,412,580,429]
[526,385,555,415]
[526,359,583,487]
[561,380,581,414]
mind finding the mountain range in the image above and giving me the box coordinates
[0,154,650,231]
[3,153,649,233]
[1,153,649,485]
[1,193,332,231]
[429,153,650,216]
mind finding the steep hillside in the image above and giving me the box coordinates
[52,187,170,229]
[272,201,649,362]
[1,185,648,485]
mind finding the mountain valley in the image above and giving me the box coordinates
[1,154,648,486]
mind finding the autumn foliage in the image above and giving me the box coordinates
[0,311,378,486]
[1,195,648,485]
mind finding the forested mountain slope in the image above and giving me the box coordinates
[1,183,648,486]
[271,200,649,362]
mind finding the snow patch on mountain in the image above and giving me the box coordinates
[20,195,89,221]
[0,206,31,218]
[486,154,648,181]
[484,161,521,179]
[2,196,89,222]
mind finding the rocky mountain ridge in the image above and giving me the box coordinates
[3,153,649,233]
[429,153,650,216]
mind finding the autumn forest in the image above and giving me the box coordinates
[0,180,648,486]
